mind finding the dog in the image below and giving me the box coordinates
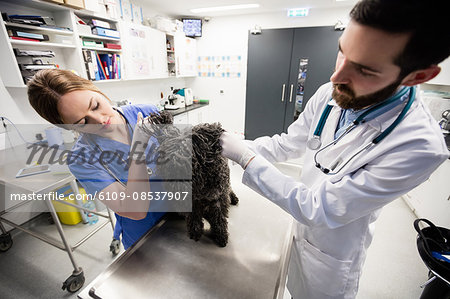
[145,111,238,247]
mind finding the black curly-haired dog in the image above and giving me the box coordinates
[145,111,238,247]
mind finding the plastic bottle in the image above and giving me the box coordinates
[82,200,99,225]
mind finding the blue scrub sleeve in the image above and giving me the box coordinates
[68,159,116,196]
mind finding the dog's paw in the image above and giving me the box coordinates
[188,231,202,241]
[212,234,228,247]
[230,191,239,205]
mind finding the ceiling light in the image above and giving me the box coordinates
[287,8,309,17]
[190,4,260,13]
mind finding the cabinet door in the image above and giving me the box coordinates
[147,27,168,78]
[173,113,188,125]
[283,26,342,130]
[119,21,160,79]
[174,34,197,77]
[245,28,294,140]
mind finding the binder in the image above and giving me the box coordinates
[90,50,100,80]
[116,54,121,79]
[19,64,56,71]
[99,53,113,79]
[10,36,40,42]
[8,29,49,41]
[82,49,95,80]
[102,61,109,79]
[91,27,120,39]
[14,49,55,57]
[95,52,106,80]
[91,19,110,29]
[112,54,117,79]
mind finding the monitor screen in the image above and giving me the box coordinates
[183,19,202,37]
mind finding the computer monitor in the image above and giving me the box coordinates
[182,18,202,38]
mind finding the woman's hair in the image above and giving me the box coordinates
[28,69,110,124]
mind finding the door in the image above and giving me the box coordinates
[284,27,342,129]
[245,28,294,140]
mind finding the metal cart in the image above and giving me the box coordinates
[0,144,120,293]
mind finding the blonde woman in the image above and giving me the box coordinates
[28,69,165,249]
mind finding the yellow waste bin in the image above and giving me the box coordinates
[51,187,88,225]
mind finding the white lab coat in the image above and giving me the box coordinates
[243,82,449,299]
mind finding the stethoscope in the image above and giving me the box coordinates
[85,108,153,187]
[307,86,416,175]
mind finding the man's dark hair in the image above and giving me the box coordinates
[350,0,450,78]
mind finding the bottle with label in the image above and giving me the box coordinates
[82,200,99,225]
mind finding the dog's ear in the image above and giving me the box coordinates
[159,111,174,124]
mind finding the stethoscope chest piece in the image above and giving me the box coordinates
[307,135,321,150]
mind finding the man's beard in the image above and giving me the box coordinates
[332,79,403,110]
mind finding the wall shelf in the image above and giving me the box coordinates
[4,22,73,35]
[81,46,121,53]
[74,10,118,23]
[0,1,196,87]
[10,39,76,48]
[79,34,120,42]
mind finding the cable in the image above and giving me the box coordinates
[0,116,33,145]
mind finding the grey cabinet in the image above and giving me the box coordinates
[245,26,342,140]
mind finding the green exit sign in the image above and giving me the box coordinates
[287,8,309,17]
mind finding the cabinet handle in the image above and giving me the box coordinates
[289,84,294,102]
[281,84,286,102]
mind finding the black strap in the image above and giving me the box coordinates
[414,218,449,253]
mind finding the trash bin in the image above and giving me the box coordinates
[414,218,450,299]
[51,185,87,225]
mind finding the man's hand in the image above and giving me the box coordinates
[219,131,256,169]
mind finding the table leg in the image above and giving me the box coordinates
[70,180,88,224]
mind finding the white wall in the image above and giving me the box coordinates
[189,7,353,135]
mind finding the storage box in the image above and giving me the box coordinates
[63,0,85,9]
[53,34,74,45]
[83,40,104,48]
[77,24,92,36]
[43,0,64,4]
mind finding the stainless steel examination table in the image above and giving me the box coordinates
[78,189,294,299]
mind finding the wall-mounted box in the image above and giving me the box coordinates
[64,0,85,9]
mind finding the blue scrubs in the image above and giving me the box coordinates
[68,104,165,249]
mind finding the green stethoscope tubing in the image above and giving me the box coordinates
[310,86,416,174]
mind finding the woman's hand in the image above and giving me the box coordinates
[129,112,153,163]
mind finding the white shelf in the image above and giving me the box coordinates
[10,39,76,48]
[81,46,121,52]
[74,10,118,23]
[4,22,73,35]
[92,79,122,83]
[79,34,120,42]
[1,0,70,11]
